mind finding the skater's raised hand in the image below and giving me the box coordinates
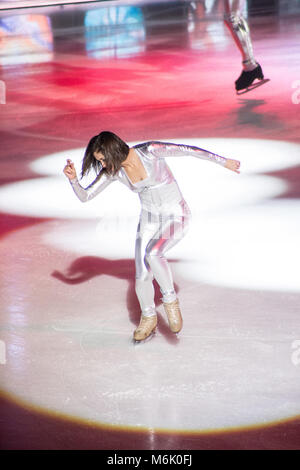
[225,159,241,174]
[63,159,77,180]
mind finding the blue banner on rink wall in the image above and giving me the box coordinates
[84,5,145,59]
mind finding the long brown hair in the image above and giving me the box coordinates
[81,131,129,179]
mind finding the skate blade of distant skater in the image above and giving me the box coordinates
[236,78,270,95]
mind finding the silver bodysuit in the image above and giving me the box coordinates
[70,141,227,317]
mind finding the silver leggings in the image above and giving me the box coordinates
[223,0,257,68]
[135,200,191,317]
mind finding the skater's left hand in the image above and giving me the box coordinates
[225,159,241,174]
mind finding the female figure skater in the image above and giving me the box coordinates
[63,132,240,342]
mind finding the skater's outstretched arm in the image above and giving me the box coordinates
[63,159,115,202]
[148,141,240,173]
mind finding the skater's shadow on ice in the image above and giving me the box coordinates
[52,256,180,344]
[235,98,284,129]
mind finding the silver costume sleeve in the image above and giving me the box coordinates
[69,174,115,202]
[150,141,227,166]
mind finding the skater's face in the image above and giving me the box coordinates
[94,151,107,168]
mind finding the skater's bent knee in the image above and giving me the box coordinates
[224,12,241,27]
[145,249,162,262]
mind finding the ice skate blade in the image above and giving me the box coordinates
[236,78,270,95]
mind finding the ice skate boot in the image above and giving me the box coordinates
[163,299,183,333]
[133,315,157,342]
[235,63,269,94]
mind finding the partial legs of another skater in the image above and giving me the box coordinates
[223,0,268,93]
